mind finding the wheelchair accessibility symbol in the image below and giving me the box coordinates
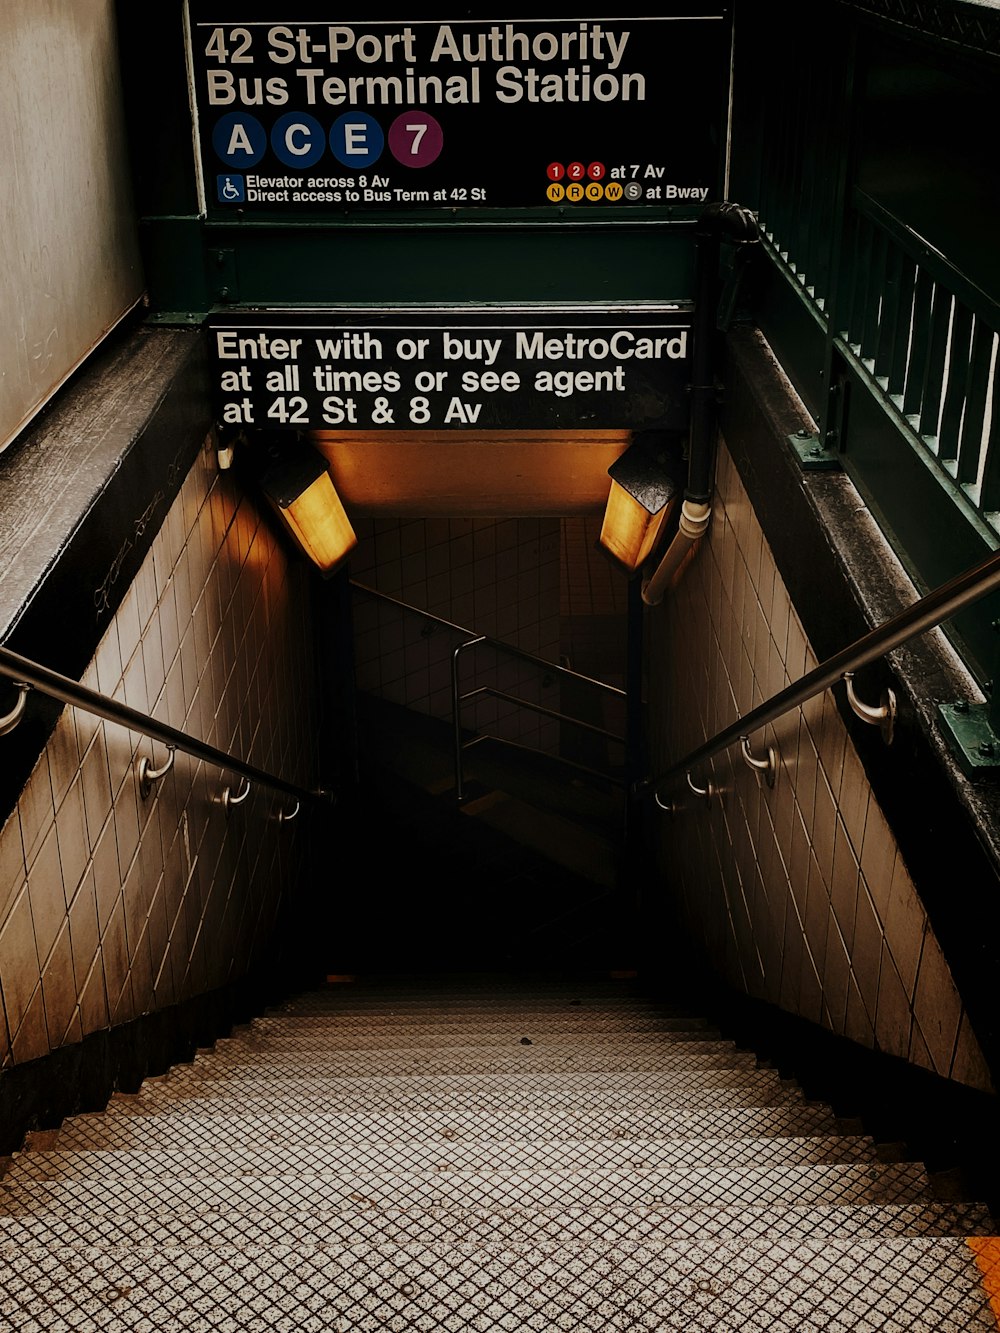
[217,175,245,204]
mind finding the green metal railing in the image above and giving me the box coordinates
[735,1,1000,684]
[838,194,1000,532]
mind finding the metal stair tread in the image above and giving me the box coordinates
[0,1199,990,1252]
[89,1088,808,1119]
[2,1133,881,1182]
[251,1017,719,1037]
[0,1160,934,1219]
[52,1103,844,1148]
[262,1004,703,1021]
[107,1065,793,1092]
[215,1027,730,1049]
[169,1046,761,1075]
[0,1233,995,1332]
[1,979,992,1330]
[134,1066,784,1093]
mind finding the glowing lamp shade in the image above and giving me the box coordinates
[261,450,357,575]
[599,442,679,573]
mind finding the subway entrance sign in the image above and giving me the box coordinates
[209,308,693,431]
[188,6,730,216]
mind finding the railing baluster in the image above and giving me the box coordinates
[846,211,873,347]
[957,319,994,487]
[887,256,917,401]
[903,268,935,418]
[975,341,1000,514]
[862,228,889,365]
[938,303,974,465]
[918,286,953,448]
[874,242,906,387]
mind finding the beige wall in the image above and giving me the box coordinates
[0,1,143,452]
[0,440,319,1066]
[648,440,993,1093]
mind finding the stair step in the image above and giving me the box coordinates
[264,996,690,1014]
[140,1064,781,1099]
[166,1043,759,1077]
[1,978,992,1331]
[112,1065,793,1096]
[247,1015,725,1040]
[222,1026,727,1050]
[0,1161,932,1218]
[53,1102,843,1150]
[0,1199,989,1252]
[3,1134,879,1182]
[0,1235,995,1331]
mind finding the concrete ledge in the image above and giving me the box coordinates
[0,325,211,817]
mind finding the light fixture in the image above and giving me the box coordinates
[598,436,681,574]
[259,445,357,576]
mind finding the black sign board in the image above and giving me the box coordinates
[188,6,729,216]
[209,308,693,432]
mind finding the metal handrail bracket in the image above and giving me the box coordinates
[0,681,29,737]
[137,744,176,800]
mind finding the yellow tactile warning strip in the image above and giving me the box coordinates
[969,1238,1000,1326]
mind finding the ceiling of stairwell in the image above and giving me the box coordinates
[311,430,631,516]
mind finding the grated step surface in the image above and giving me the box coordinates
[51,1100,844,1151]
[125,1065,789,1097]
[217,1026,727,1049]
[251,1011,717,1032]
[0,1161,934,1218]
[0,1200,990,1254]
[0,1235,996,1332]
[91,1083,807,1121]
[2,978,994,1331]
[2,1133,879,1183]
[155,1042,762,1076]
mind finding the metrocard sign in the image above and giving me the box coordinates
[187,4,730,216]
[209,308,693,431]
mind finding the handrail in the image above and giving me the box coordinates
[350,581,627,805]
[462,685,626,747]
[351,581,625,700]
[0,643,332,808]
[636,542,1000,800]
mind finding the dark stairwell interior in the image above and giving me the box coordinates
[2,460,1000,1326]
[331,511,636,974]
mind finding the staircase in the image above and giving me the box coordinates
[0,976,998,1329]
[346,693,633,970]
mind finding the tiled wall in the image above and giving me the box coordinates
[0,438,319,1068]
[648,441,993,1093]
[350,516,562,751]
[561,516,629,687]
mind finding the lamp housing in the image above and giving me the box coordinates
[259,446,357,576]
[599,436,682,573]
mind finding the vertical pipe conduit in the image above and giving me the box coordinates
[643,203,759,606]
